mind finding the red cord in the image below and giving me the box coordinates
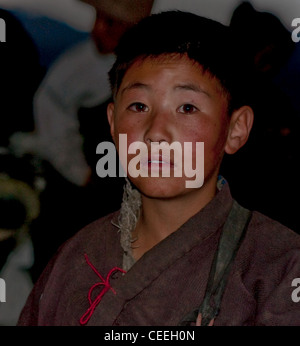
[79,254,126,325]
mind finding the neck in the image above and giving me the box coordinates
[132,176,217,260]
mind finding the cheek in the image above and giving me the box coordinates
[115,122,141,146]
[186,118,228,166]
[183,122,221,149]
[113,119,144,168]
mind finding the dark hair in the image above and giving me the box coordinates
[108,11,253,114]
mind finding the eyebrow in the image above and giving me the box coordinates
[174,83,211,97]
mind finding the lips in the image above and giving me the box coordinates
[144,153,174,167]
[148,154,172,165]
[137,153,173,171]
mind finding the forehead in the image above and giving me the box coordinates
[118,54,228,100]
[123,54,204,80]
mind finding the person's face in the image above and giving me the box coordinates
[91,11,132,54]
[108,55,231,199]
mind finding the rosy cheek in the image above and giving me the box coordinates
[115,125,141,159]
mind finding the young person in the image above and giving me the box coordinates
[18,11,300,326]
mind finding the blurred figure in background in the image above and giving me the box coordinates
[11,0,154,187]
[0,8,43,147]
[0,154,40,326]
[0,8,43,325]
[9,0,155,281]
[221,1,300,233]
[6,8,90,71]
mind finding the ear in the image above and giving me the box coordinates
[107,102,115,141]
[225,106,254,154]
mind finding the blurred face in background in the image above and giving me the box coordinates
[91,10,133,54]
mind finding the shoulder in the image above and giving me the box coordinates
[36,40,94,89]
[59,210,121,256]
[248,210,300,250]
[238,211,300,325]
[47,39,94,72]
[18,210,122,325]
[42,39,112,83]
[237,209,300,274]
[35,39,113,103]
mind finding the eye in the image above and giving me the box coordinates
[177,104,199,114]
[128,102,149,113]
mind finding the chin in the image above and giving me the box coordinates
[130,176,188,199]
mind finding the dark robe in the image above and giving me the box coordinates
[17,183,300,326]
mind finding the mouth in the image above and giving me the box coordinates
[127,150,184,178]
[147,154,173,166]
[138,153,174,168]
[148,159,171,165]
[137,154,176,177]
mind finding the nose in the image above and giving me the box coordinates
[144,109,173,145]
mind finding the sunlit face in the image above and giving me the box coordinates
[108,54,231,199]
